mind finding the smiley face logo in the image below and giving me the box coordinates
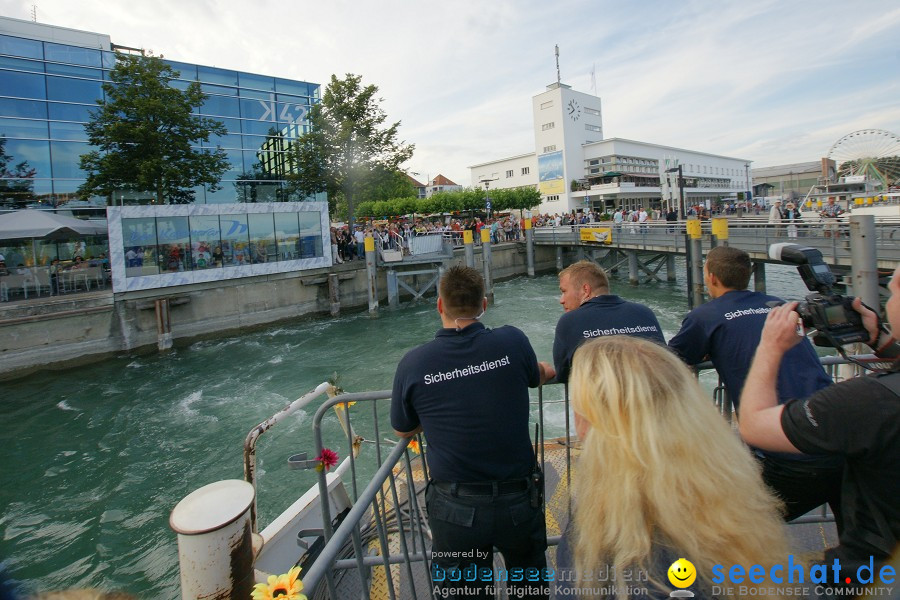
[668,558,697,588]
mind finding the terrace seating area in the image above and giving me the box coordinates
[0,263,108,302]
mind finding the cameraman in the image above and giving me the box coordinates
[740,266,900,569]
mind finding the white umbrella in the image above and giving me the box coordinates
[0,209,107,241]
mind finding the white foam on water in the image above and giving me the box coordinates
[177,390,203,418]
[175,390,220,423]
[56,400,77,411]
[126,361,144,368]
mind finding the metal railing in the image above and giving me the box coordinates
[303,390,433,598]
[531,220,900,265]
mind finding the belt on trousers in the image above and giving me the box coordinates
[432,478,529,496]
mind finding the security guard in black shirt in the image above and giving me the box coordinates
[392,266,555,599]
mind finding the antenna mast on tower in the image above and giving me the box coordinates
[31,5,37,21]
[555,45,561,85]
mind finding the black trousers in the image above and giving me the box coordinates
[426,481,548,600]
[758,453,844,528]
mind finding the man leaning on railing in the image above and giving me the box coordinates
[391,266,555,600]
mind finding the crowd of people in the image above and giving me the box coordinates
[392,252,899,599]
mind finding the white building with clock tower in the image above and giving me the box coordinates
[532,83,603,205]
[470,82,751,216]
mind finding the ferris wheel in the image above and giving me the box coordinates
[826,129,900,187]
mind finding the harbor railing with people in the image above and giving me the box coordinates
[531,218,900,266]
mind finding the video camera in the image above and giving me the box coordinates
[768,243,870,348]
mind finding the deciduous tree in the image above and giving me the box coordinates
[288,74,414,228]
[79,53,230,204]
[0,137,37,209]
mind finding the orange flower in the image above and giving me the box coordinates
[408,439,420,454]
[251,566,306,600]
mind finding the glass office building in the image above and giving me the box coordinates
[0,16,322,216]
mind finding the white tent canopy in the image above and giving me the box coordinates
[0,210,107,241]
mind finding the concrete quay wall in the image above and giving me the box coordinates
[0,243,558,380]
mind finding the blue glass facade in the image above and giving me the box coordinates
[0,28,321,215]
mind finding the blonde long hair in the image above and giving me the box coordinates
[569,336,789,598]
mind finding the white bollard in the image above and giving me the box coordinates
[170,479,256,599]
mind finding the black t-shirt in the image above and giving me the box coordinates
[553,295,665,383]
[391,322,541,482]
[781,373,900,562]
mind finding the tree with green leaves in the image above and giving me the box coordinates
[79,53,230,204]
[355,186,541,219]
[0,137,37,209]
[288,74,414,228]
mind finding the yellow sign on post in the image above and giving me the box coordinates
[711,217,728,240]
[463,229,473,244]
[364,236,375,252]
[579,227,612,244]
[480,228,491,243]
[686,219,702,240]
[523,218,532,230]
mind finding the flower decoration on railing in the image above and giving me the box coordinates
[251,565,306,600]
[408,439,420,455]
[315,448,339,472]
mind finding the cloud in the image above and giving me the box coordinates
[3,0,898,184]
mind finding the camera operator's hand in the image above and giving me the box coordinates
[851,297,879,346]
[759,302,806,354]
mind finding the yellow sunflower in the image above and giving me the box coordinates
[251,566,307,600]
[408,439,420,454]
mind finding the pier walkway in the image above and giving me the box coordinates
[531,219,900,270]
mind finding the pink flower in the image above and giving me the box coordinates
[315,448,339,472]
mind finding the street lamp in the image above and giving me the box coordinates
[479,176,499,219]
[666,165,685,219]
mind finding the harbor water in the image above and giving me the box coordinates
[0,262,815,598]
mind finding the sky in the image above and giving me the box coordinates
[3,0,899,186]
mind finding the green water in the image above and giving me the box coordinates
[0,263,811,598]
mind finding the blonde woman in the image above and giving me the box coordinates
[556,336,791,600]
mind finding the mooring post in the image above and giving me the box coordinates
[848,215,879,309]
[387,269,399,309]
[464,229,475,268]
[327,273,340,317]
[691,236,705,307]
[524,217,535,278]
[666,254,676,282]
[711,217,729,247]
[685,218,704,309]
[628,251,639,286]
[481,228,494,304]
[754,262,767,293]
[364,235,378,315]
[155,298,172,351]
